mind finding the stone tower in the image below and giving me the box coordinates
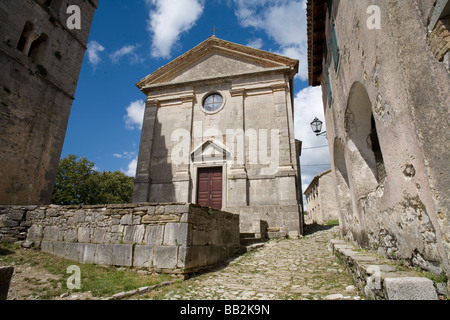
[0,0,98,205]
[133,37,304,238]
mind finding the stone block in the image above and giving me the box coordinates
[384,277,438,300]
[2,220,18,227]
[133,245,155,268]
[123,225,145,244]
[26,224,43,242]
[120,214,133,225]
[111,244,133,267]
[191,226,210,246]
[95,244,113,266]
[163,223,188,246]
[164,204,189,214]
[79,243,96,264]
[53,242,68,258]
[73,210,85,224]
[40,241,54,254]
[142,214,179,224]
[66,243,82,261]
[63,229,78,243]
[7,210,24,221]
[92,228,107,244]
[77,227,91,243]
[143,225,164,245]
[154,246,178,269]
[43,226,59,241]
[0,266,14,300]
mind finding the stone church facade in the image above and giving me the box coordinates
[0,0,98,205]
[307,0,450,278]
[133,37,303,238]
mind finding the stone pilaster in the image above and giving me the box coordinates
[271,83,295,175]
[227,88,248,207]
[132,99,158,203]
[173,93,195,203]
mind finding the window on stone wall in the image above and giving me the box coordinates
[345,82,385,196]
[17,21,34,53]
[331,21,340,72]
[28,33,48,60]
[327,0,333,16]
[17,21,48,61]
[370,115,386,183]
[43,0,63,13]
[326,71,333,108]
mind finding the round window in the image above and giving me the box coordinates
[202,93,224,113]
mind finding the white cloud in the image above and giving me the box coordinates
[233,0,309,80]
[113,152,136,159]
[110,44,145,64]
[86,41,105,69]
[145,0,205,59]
[246,38,264,50]
[293,86,331,196]
[125,157,138,177]
[124,100,145,130]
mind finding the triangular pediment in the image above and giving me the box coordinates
[137,37,299,91]
[191,140,231,163]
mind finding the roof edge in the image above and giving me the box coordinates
[137,36,299,91]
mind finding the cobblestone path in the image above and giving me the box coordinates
[142,225,364,300]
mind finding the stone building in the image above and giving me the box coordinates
[0,0,98,205]
[307,0,450,278]
[133,36,304,238]
[304,169,339,225]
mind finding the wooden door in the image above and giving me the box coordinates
[197,167,223,210]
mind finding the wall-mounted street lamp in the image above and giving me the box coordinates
[310,117,327,137]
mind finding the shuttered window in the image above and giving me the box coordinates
[331,21,340,72]
[326,71,333,108]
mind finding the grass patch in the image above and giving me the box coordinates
[0,242,173,299]
[326,220,339,226]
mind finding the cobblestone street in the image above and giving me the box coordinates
[142,225,364,300]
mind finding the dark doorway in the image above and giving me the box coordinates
[197,167,223,210]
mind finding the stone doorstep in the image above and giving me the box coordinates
[330,239,439,300]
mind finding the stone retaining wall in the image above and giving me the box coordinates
[330,239,445,300]
[0,203,240,274]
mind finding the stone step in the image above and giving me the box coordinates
[240,237,264,246]
[330,239,440,300]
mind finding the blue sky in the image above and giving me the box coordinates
[61,0,330,197]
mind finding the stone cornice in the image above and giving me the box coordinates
[137,37,299,91]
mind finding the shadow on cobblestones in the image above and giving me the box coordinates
[303,223,337,236]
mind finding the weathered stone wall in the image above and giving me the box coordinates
[318,0,450,278]
[304,170,339,225]
[0,0,98,205]
[0,203,240,274]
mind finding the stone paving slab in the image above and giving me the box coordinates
[141,225,364,300]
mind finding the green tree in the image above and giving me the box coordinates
[52,154,134,205]
[52,154,95,205]
[86,171,134,204]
